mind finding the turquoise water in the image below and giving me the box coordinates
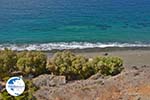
[0,0,150,50]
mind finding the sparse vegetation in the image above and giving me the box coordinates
[47,51,123,80]
[47,51,94,80]
[0,50,47,79]
[0,49,17,78]
[17,51,47,76]
[91,56,123,76]
[0,49,124,99]
[0,49,123,79]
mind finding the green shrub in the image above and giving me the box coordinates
[0,49,17,78]
[71,55,94,79]
[91,56,123,76]
[47,51,124,80]
[47,51,94,80]
[47,51,76,79]
[0,49,123,80]
[17,51,47,76]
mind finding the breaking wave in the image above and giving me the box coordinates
[0,42,150,51]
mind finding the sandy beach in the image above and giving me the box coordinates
[47,47,150,69]
[77,50,150,68]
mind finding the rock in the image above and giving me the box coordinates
[104,53,108,56]
[34,66,150,100]
[88,73,109,80]
[132,66,139,70]
[88,73,102,80]
[32,74,66,88]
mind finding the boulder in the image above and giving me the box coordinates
[32,74,66,87]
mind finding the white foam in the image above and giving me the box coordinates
[0,42,150,51]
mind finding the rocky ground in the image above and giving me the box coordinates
[33,65,150,100]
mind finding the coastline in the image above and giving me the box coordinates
[1,42,150,51]
[1,45,150,68]
[35,47,150,100]
[46,47,150,69]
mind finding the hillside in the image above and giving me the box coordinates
[33,65,150,100]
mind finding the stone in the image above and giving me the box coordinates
[88,73,102,80]
[32,74,66,88]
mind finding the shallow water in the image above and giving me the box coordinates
[0,0,150,50]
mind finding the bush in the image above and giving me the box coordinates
[91,56,123,76]
[47,51,124,80]
[47,51,94,80]
[0,49,17,78]
[71,55,94,79]
[0,49,123,80]
[17,51,47,76]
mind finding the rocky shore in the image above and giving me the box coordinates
[1,49,150,100]
[33,65,150,100]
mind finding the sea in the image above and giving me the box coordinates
[0,0,150,51]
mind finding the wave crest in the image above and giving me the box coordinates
[0,42,150,51]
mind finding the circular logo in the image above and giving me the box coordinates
[6,77,25,96]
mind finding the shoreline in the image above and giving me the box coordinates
[1,46,150,68]
[1,42,150,51]
[46,46,150,53]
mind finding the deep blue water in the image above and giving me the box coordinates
[0,0,150,50]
